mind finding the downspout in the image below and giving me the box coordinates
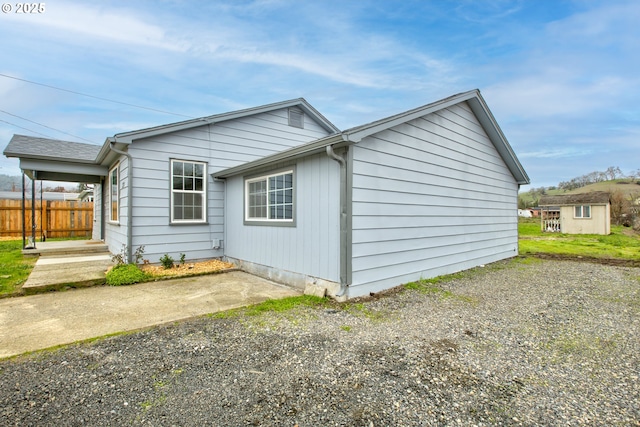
[109,139,133,263]
[326,145,349,297]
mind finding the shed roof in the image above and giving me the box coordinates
[539,191,610,206]
[214,89,530,185]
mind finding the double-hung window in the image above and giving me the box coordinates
[171,159,206,223]
[109,164,119,223]
[574,205,591,218]
[245,169,294,224]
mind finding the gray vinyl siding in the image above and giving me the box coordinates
[103,155,128,256]
[224,153,340,282]
[349,102,519,298]
[125,108,331,262]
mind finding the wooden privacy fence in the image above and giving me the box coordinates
[0,199,94,239]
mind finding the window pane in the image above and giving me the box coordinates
[584,205,591,217]
[184,206,194,219]
[173,177,183,190]
[174,206,182,220]
[575,206,581,217]
[184,162,193,176]
[174,193,183,205]
[195,163,204,177]
[194,207,202,220]
[195,178,203,191]
[173,161,183,176]
[284,205,292,219]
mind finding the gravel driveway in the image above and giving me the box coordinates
[1,258,639,426]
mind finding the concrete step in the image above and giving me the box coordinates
[23,241,110,257]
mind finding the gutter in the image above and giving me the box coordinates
[108,138,133,263]
[326,145,349,297]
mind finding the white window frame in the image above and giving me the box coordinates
[108,164,119,223]
[574,205,591,218]
[244,169,295,225]
[170,159,207,224]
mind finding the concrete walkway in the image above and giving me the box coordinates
[0,272,300,359]
[22,240,113,294]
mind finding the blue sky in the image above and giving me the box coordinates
[1,0,638,190]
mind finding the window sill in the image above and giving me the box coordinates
[243,220,296,227]
[170,221,209,226]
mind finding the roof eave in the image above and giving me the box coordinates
[111,98,339,144]
[213,134,346,179]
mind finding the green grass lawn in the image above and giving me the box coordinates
[518,218,640,261]
[0,240,37,296]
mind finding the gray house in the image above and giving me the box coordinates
[4,90,529,299]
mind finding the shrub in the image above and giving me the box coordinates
[179,253,186,265]
[110,244,127,266]
[160,253,174,269]
[134,245,146,265]
[106,264,149,286]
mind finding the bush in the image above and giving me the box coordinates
[106,264,149,286]
[160,253,174,269]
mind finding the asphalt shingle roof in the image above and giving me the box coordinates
[3,135,101,163]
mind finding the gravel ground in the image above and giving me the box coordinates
[1,258,639,426]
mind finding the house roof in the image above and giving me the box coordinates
[5,99,338,181]
[3,135,101,163]
[213,89,530,185]
[104,97,338,144]
[95,98,339,164]
[539,191,611,206]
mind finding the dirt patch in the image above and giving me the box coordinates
[527,253,640,267]
[140,259,236,279]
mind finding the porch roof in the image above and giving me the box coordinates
[3,135,107,183]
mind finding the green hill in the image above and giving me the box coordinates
[520,179,640,208]
[561,179,640,198]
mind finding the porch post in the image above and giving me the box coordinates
[21,172,26,249]
[31,171,36,248]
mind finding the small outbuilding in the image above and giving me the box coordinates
[538,192,610,235]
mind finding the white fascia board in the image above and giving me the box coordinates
[466,96,530,185]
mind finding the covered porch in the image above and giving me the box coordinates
[3,135,107,249]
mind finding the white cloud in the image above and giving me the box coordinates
[3,1,188,51]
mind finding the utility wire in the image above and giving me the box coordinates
[0,73,195,119]
[0,118,53,139]
[0,109,94,143]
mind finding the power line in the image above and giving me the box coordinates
[0,118,53,139]
[0,109,94,143]
[0,73,195,119]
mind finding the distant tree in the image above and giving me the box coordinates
[605,166,623,180]
[610,190,630,226]
[77,183,88,192]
